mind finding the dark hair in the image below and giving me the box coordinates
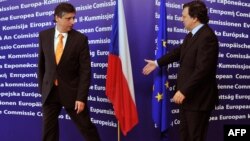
[183,1,209,24]
[53,3,76,22]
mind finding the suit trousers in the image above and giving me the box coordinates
[179,109,211,141]
[42,86,100,141]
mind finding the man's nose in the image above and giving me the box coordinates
[70,18,75,24]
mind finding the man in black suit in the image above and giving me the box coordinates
[38,3,100,141]
[143,1,219,141]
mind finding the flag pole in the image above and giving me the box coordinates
[117,121,120,141]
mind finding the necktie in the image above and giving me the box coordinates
[54,34,64,86]
[55,34,64,64]
[189,32,193,38]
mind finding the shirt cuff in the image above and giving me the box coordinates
[154,60,159,67]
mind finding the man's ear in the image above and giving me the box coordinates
[192,17,200,24]
[55,15,59,22]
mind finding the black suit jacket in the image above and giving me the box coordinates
[38,28,91,108]
[158,25,219,111]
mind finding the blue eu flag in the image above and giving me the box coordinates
[152,0,169,133]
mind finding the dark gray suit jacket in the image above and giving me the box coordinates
[38,28,91,108]
[157,25,219,111]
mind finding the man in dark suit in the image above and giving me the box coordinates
[143,1,219,141]
[38,3,100,141]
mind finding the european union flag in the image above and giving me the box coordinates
[152,0,169,133]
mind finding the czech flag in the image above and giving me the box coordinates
[105,0,138,136]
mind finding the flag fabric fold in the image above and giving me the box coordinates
[106,0,138,136]
[152,0,170,132]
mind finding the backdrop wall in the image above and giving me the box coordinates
[0,0,249,141]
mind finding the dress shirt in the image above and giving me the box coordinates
[191,24,204,36]
[54,27,68,52]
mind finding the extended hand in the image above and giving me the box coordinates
[172,90,185,104]
[75,101,85,114]
[142,59,157,75]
